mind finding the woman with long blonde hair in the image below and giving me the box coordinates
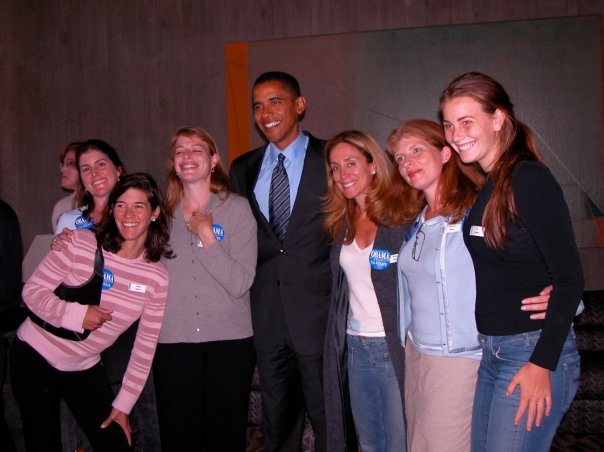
[323,130,410,451]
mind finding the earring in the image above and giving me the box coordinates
[211,166,215,173]
[372,170,376,175]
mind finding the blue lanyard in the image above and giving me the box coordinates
[461,208,471,229]
[405,219,422,243]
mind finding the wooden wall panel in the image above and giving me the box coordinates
[1,0,602,251]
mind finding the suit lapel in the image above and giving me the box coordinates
[286,137,325,236]
[245,146,276,239]
[244,150,263,203]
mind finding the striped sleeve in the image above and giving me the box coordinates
[112,262,169,413]
[22,230,96,332]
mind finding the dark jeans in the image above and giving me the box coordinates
[10,338,131,452]
[153,337,256,452]
[102,321,161,452]
[59,320,160,452]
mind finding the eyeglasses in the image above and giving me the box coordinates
[411,224,425,261]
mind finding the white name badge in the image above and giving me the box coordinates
[128,283,147,293]
[469,225,485,237]
[446,224,462,233]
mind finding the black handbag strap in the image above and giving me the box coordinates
[29,237,104,341]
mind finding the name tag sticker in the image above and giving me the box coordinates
[128,283,147,293]
[446,224,462,233]
[390,253,398,264]
[470,225,485,237]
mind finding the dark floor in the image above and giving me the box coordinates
[551,433,604,452]
[4,375,603,451]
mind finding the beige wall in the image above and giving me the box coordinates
[2,0,603,253]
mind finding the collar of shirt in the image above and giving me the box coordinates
[266,131,308,168]
[254,131,309,220]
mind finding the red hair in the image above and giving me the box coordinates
[386,119,485,222]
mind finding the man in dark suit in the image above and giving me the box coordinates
[230,72,330,451]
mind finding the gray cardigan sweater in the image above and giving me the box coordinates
[158,192,257,343]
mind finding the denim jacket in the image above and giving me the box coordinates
[397,211,481,359]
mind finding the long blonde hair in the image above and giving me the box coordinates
[323,130,409,244]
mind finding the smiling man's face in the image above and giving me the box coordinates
[252,80,306,150]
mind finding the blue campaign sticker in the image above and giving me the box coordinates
[212,224,225,241]
[369,248,391,271]
[75,215,94,230]
[102,269,114,290]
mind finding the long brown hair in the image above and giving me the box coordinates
[165,126,231,216]
[386,119,485,222]
[439,72,543,248]
[323,130,408,244]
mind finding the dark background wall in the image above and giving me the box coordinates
[237,15,604,292]
[1,0,603,262]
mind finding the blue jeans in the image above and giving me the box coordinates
[347,334,406,452]
[471,330,580,452]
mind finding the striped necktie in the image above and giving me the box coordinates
[269,153,290,242]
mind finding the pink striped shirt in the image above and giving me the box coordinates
[19,229,169,414]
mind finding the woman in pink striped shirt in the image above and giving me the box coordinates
[11,173,172,452]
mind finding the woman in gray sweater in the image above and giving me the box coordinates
[153,126,257,451]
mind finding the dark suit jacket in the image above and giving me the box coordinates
[323,223,410,451]
[229,132,331,355]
